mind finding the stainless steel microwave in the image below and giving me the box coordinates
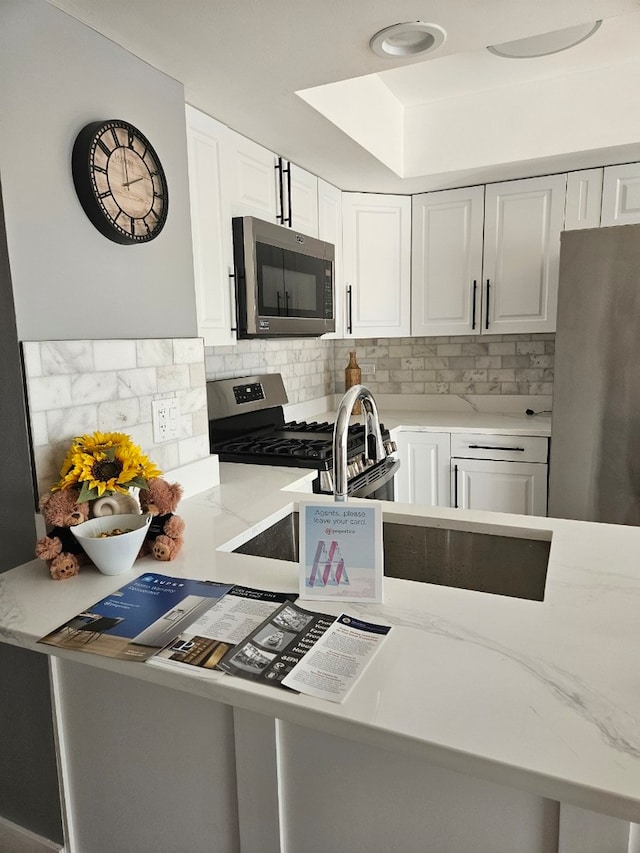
[232,216,335,338]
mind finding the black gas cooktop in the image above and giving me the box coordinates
[211,419,374,471]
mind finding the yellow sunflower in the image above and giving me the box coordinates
[53,431,162,502]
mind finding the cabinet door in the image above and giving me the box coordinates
[185,105,236,347]
[317,179,343,338]
[601,163,640,226]
[453,459,547,516]
[412,187,484,336]
[289,164,319,236]
[483,174,566,334]
[395,431,451,506]
[342,193,411,338]
[564,169,603,230]
[226,129,278,222]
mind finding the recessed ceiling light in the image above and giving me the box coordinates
[370,22,446,58]
[487,21,601,59]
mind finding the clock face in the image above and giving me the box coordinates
[72,119,168,245]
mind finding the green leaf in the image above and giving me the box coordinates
[77,482,102,503]
[126,476,148,490]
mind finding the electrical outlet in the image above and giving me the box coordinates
[360,362,376,375]
[152,398,180,443]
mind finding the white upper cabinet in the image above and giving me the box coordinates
[412,187,484,337]
[342,193,411,338]
[288,164,319,236]
[601,163,640,226]
[564,169,603,230]
[185,105,236,347]
[317,179,343,339]
[412,175,566,336]
[483,174,567,335]
[226,129,278,222]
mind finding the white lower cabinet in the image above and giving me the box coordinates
[395,429,548,516]
[395,431,451,506]
[452,458,548,516]
[451,433,548,516]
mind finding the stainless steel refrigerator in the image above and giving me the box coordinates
[548,223,640,525]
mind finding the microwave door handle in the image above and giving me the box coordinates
[284,290,290,316]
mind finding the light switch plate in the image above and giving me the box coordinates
[152,398,180,443]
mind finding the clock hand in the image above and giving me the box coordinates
[123,176,145,187]
[122,149,130,189]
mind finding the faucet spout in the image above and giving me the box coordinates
[332,384,385,502]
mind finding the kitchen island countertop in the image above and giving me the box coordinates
[1,456,639,828]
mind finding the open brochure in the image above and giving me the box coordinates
[216,601,391,703]
[39,572,391,703]
[38,572,234,662]
[147,586,297,676]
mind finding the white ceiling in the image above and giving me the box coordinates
[46,0,640,193]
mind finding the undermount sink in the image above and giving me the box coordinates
[232,511,551,601]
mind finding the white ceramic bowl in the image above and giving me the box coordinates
[71,513,151,575]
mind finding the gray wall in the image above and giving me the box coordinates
[0,0,201,842]
[0,0,197,341]
[0,184,63,841]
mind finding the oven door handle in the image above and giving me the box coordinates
[348,457,400,499]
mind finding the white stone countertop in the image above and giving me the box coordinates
[2,453,639,824]
[289,394,552,437]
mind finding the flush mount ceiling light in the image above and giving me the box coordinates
[487,20,601,58]
[370,22,446,58]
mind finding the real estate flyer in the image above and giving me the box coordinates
[282,613,391,703]
[298,500,384,603]
[38,572,234,662]
[147,585,298,676]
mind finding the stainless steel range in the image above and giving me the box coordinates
[207,374,398,499]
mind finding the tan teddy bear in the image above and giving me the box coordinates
[138,478,185,561]
[35,488,91,580]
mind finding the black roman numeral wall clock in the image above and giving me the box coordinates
[72,119,169,245]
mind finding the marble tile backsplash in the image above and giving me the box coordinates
[23,338,209,500]
[333,333,554,396]
[204,333,554,400]
[204,337,334,403]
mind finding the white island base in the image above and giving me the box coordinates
[50,656,637,853]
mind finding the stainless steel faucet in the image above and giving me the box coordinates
[332,384,386,502]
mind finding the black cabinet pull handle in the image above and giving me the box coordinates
[285,161,292,227]
[485,279,490,330]
[454,464,459,508]
[275,157,285,224]
[471,280,477,330]
[284,290,290,316]
[347,284,353,334]
[468,444,525,452]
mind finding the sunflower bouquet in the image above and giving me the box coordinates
[53,431,162,503]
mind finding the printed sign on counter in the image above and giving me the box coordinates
[298,501,383,603]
